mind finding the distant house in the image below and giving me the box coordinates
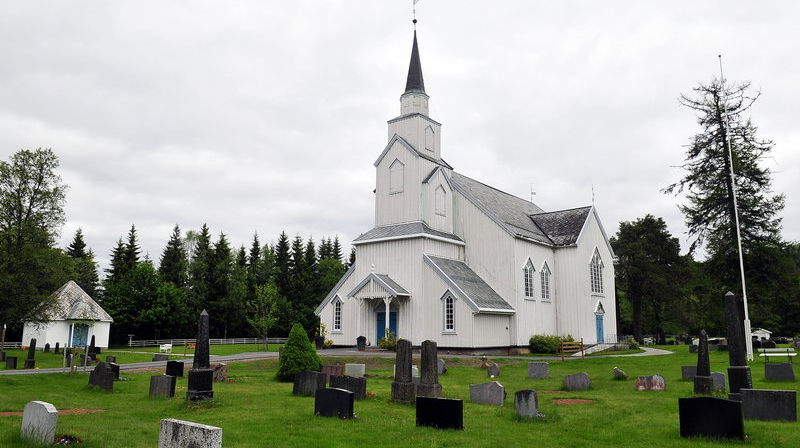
[22,280,113,349]
[751,328,772,341]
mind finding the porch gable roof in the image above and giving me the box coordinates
[347,273,410,300]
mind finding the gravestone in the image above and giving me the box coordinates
[159,418,222,448]
[527,362,549,379]
[187,310,214,401]
[711,372,726,392]
[678,396,744,440]
[689,345,698,354]
[741,389,796,421]
[515,390,540,418]
[329,375,367,400]
[5,356,17,369]
[437,359,447,375]
[694,330,713,395]
[356,336,367,351]
[20,401,58,445]
[724,292,752,399]
[88,362,115,391]
[166,360,185,377]
[314,388,354,419]
[0,350,4,362]
[344,363,365,378]
[150,375,177,398]
[54,342,60,354]
[564,372,591,391]
[293,370,326,396]
[321,364,344,383]
[762,340,777,349]
[613,367,628,380]
[24,338,36,369]
[211,363,228,382]
[794,339,800,350]
[416,396,463,430]
[753,339,762,349]
[487,363,501,378]
[469,381,505,406]
[681,366,697,380]
[44,343,50,353]
[417,340,442,398]
[108,362,120,380]
[765,363,795,381]
[153,354,170,362]
[390,339,417,403]
[106,355,117,364]
[635,374,666,391]
[88,335,97,355]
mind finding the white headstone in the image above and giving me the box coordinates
[159,419,222,448]
[21,401,58,445]
[344,363,365,378]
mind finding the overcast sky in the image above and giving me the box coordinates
[1,1,797,272]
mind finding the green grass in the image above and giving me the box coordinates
[1,348,799,447]
[111,343,282,356]
[586,347,646,356]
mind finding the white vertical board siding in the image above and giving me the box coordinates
[473,314,512,347]
[21,324,48,347]
[422,239,463,260]
[513,239,558,345]
[387,114,442,160]
[375,143,419,226]
[419,264,474,347]
[422,170,454,234]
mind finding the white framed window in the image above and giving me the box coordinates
[523,259,535,299]
[442,293,455,332]
[389,159,404,194]
[333,297,342,332]
[425,125,434,152]
[590,249,604,295]
[540,262,551,302]
[435,185,447,216]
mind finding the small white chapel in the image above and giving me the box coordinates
[315,27,617,349]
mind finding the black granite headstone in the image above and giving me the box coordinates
[678,397,744,440]
[105,355,117,363]
[166,360,185,377]
[44,343,50,353]
[741,389,797,421]
[293,370,327,396]
[694,330,713,395]
[187,309,214,401]
[5,356,17,369]
[329,375,367,400]
[53,342,60,354]
[762,340,776,349]
[108,362,120,380]
[416,396,464,430]
[764,363,795,381]
[149,375,177,398]
[314,388,355,419]
[752,339,761,349]
[193,310,210,369]
[724,292,752,396]
[24,338,36,369]
[88,362,115,391]
[0,351,5,362]
[356,336,366,351]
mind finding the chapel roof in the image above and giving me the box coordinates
[425,255,514,313]
[353,221,463,244]
[38,280,113,322]
[530,206,593,246]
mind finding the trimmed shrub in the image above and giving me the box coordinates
[528,334,575,354]
[378,329,397,351]
[276,323,323,381]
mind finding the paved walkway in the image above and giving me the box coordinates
[0,346,673,376]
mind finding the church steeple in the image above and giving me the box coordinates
[404,30,425,94]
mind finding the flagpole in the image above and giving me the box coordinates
[718,54,753,362]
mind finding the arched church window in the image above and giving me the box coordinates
[333,297,342,331]
[435,185,447,216]
[590,249,604,294]
[390,159,404,194]
[540,262,551,302]
[524,259,535,298]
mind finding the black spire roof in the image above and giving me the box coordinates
[404,30,425,94]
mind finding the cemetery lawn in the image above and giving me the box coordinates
[2,346,800,447]
[0,350,183,370]
[111,343,282,356]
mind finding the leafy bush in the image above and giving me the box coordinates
[276,323,322,381]
[528,334,573,354]
[378,329,397,351]
[323,339,333,349]
[627,337,640,350]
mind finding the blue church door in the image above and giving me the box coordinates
[72,323,89,347]
[595,315,604,344]
[376,312,397,342]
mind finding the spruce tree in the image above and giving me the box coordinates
[123,224,141,274]
[274,231,291,300]
[208,232,232,337]
[332,236,343,262]
[66,228,88,259]
[159,224,188,287]
[105,238,127,282]
[188,224,212,317]
[347,247,356,269]
[74,250,100,298]
[276,323,322,381]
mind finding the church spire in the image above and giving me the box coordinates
[404,30,425,95]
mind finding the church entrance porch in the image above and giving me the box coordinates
[375,307,398,342]
[346,272,410,346]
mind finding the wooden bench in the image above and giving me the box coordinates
[560,339,585,361]
[159,343,173,353]
[758,347,796,363]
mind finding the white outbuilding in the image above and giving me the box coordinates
[751,328,772,341]
[22,280,113,349]
[315,30,617,349]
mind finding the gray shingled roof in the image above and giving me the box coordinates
[41,280,113,322]
[449,172,552,244]
[353,221,463,244]
[424,255,514,313]
[314,264,356,315]
[375,134,453,170]
[530,207,592,246]
[374,274,410,295]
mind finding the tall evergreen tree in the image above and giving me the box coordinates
[208,232,233,337]
[318,237,332,260]
[188,224,212,317]
[123,224,141,274]
[159,224,188,287]
[332,236,343,262]
[274,231,291,301]
[105,238,127,282]
[65,228,99,297]
[347,247,356,269]
[66,228,88,259]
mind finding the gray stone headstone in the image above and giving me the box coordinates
[487,363,500,378]
[150,375,177,398]
[437,359,447,375]
[418,340,442,398]
[613,367,628,380]
[696,330,711,376]
[21,401,58,445]
[681,366,697,380]
[765,363,795,381]
[293,370,326,396]
[88,362,115,391]
[153,354,170,362]
[391,339,417,403]
[741,389,796,421]
[329,375,367,400]
[53,342,60,354]
[528,362,549,379]
[159,418,222,448]
[44,343,50,353]
[344,363,365,378]
[514,390,540,418]
[24,338,36,369]
[321,364,344,383]
[564,372,591,391]
[469,381,505,406]
[635,374,666,391]
[211,363,227,382]
[711,372,726,392]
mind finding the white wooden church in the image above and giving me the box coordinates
[315,30,617,349]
